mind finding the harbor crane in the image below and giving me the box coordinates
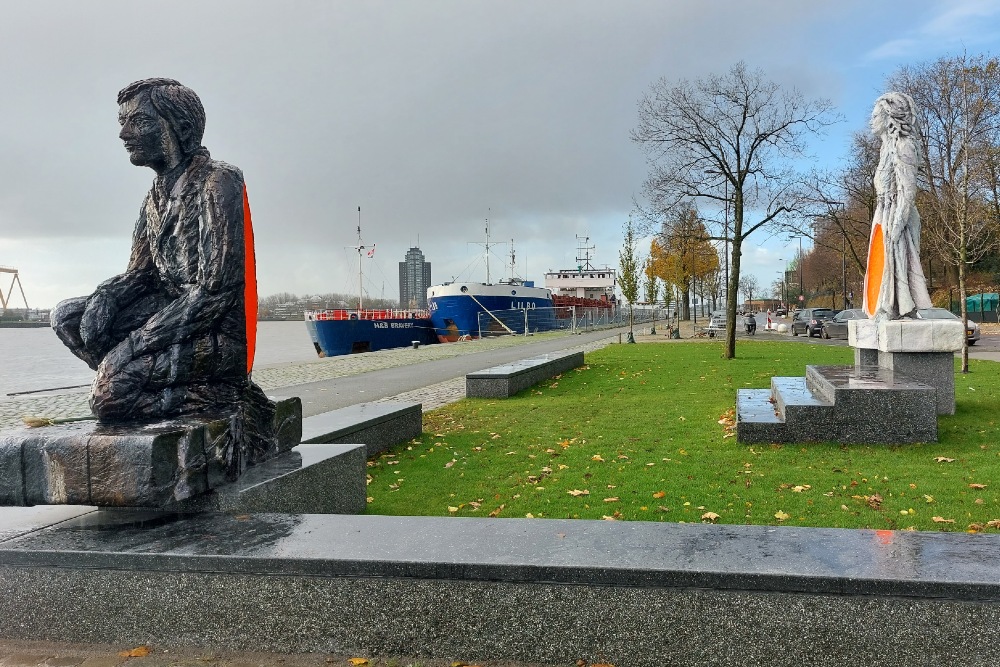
[0,266,29,313]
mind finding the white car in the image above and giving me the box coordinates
[915,308,980,345]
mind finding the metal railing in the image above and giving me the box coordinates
[475,306,662,337]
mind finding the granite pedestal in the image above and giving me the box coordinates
[0,398,302,508]
[849,318,963,414]
[737,365,937,444]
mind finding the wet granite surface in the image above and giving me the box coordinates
[4,511,1000,664]
[738,365,937,444]
[170,443,367,514]
[2,510,999,600]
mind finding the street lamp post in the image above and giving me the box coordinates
[842,230,847,309]
[797,236,803,305]
[778,259,786,307]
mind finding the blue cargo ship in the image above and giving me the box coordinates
[426,279,555,341]
[305,309,437,357]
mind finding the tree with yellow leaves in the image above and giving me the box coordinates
[648,205,719,320]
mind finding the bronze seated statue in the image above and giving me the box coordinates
[52,77,275,466]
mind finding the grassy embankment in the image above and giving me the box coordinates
[366,340,1000,532]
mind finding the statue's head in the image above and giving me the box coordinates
[871,92,917,139]
[117,78,206,173]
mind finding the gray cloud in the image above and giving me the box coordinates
[0,0,961,307]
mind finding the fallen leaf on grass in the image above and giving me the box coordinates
[447,506,459,513]
[603,497,620,503]
[488,504,505,517]
[774,511,790,521]
[987,519,1000,529]
[348,660,369,667]
[970,483,988,490]
[567,489,590,497]
[118,647,151,658]
[791,485,811,493]
[865,493,883,510]
[652,491,666,499]
[701,512,720,522]
[932,516,956,524]
[591,455,605,462]
[934,457,956,463]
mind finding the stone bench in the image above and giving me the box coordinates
[300,400,422,457]
[466,351,584,398]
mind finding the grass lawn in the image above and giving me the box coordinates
[366,340,1000,532]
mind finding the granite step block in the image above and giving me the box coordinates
[770,376,833,423]
[805,365,937,443]
[735,389,787,443]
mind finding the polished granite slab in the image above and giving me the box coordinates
[2,509,999,600]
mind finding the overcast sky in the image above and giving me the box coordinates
[3,0,1000,308]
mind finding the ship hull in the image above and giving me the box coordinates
[306,315,437,357]
[427,282,556,341]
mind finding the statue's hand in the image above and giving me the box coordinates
[79,290,118,353]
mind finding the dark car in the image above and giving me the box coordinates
[821,308,866,339]
[790,308,834,337]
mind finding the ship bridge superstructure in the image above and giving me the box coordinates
[543,236,617,302]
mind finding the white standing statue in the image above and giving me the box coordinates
[862,92,932,321]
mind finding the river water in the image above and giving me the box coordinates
[0,321,318,397]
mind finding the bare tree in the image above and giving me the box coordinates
[889,53,1000,371]
[632,62,840,358]
[738,274,760,310]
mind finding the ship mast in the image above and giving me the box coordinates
[576,234,596,271]
[484,214,492,284]
[353,206,371,310]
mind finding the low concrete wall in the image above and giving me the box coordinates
[2,510,999,666]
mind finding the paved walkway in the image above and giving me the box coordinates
[0,328,628,429]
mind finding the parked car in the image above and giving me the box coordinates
[914,308,981,344]
[775,306,788,317]
[821,308,866,339]
[790,308,834,337]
